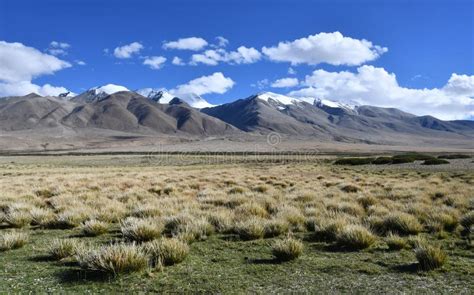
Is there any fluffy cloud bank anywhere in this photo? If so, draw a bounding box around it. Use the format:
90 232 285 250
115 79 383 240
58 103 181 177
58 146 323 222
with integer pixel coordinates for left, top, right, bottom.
271 77 299 88
0 41 72 97
163 37 208 51
171 72 235 96
0 41 71 82
0 81 70 97
288 66 474 120
113 42 143 58
143 56 167 69
190 46 261 65
262 32 387 66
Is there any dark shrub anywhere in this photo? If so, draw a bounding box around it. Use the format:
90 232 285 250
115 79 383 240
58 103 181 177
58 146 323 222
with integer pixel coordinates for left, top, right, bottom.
333 158 374 166
391 153 435 164
372 157 393 165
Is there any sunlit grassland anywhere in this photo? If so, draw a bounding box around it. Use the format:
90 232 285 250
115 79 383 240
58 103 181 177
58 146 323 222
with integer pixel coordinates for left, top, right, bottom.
0 155 473 293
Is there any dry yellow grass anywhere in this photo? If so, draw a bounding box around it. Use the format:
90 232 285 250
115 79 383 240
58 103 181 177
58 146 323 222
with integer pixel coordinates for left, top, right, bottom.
0 155 472 279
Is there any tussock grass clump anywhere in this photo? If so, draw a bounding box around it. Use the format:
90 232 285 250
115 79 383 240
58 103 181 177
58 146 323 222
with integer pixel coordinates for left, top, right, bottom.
121 217 163 242
431 213 458 232
252 184 270 193
207 212 233 233
330 202 364 217
35 189 57 198
166 215 213 242
4 210 32 228
234 217 265 240
0 231 28 251
336 225 376 250
175 219 214 243
228 186 245 194
315 217 350 241
340 184 360 193
131 204 162 218
272 237 303 261
264 219 290 238
235 202 268 218
81 220 109 237
357 195 377 209
48 238 85 260
29 207 55 226
145 238 189 267
415 242 447 271
373 212 422 236
460 211 474 229
77 243 149 275
276 206 306 230
385 233 409 250
46 210 89 229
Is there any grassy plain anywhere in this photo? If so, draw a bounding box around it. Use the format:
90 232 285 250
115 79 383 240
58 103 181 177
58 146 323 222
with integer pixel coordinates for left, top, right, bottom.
0 154 473 293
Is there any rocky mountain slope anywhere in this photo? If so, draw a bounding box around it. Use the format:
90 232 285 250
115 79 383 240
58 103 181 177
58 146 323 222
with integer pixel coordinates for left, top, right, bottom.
202 92 474 144
0 90 473 148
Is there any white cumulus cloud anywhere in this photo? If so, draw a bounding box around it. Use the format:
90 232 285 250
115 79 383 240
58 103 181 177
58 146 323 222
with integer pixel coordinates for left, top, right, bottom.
163 37 208 51
171 72 235 96
271 77 299 88
190 46 261 66
288 65 474 120
251 79 270 89
0 81 72 97
0 41 71 82
0 41 72 97
215 36 229 47
143 56 167 69
262 31 387 66
172 56 185 66
442 73 474 96
113 42 143 59
47 41 71 56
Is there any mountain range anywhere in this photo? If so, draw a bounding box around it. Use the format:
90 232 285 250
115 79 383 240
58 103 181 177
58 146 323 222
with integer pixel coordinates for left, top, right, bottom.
0 84 473 151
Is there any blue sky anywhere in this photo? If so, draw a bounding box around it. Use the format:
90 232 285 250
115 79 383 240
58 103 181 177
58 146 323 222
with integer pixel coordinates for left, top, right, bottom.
0 0 473 119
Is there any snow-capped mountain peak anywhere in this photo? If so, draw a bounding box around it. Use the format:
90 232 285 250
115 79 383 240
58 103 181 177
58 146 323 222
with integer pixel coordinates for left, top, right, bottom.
136 88 174 103
254 92 356 112
73 84 129 102
92 84 129 95
313 98 356 111
256 92 300 105
176 93 215 109
137 88 215 109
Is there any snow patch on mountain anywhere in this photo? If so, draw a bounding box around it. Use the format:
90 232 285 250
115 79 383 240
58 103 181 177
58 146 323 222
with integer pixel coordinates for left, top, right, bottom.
136 88 174 103
176 93 216 108
73 84 129 102
94 84 129 94
137 88 215 108
255 92 356 111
